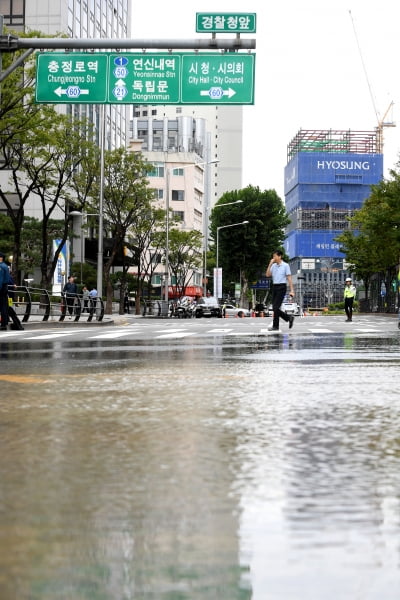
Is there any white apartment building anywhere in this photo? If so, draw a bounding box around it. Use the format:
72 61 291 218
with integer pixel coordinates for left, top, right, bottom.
133 104 243 206
129 115 213 295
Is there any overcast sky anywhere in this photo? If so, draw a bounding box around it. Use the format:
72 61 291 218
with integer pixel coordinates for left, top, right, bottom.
131 0 400 198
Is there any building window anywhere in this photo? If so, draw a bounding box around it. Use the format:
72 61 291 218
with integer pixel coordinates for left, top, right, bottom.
172 168 184 176
172 190 185 201
172 211 184 221
148 163 164 177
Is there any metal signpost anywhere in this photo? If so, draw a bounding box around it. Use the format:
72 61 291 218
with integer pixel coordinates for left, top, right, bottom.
196 13 257 33
35 52 255 105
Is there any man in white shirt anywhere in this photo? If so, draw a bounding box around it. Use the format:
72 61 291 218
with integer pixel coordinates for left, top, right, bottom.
266 250 295 331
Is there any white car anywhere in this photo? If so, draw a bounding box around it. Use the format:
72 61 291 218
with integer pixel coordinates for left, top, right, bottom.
223 304 251 318
267 302 301 316
281 301 301 316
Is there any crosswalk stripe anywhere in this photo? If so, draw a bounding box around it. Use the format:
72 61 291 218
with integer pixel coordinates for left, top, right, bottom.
91 331 139 339
156 332 196 338
25 332 76 340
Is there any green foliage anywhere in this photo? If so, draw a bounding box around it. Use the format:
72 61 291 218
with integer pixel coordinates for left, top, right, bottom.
336 165 400 277
0 215 14 257
70 262 97 291
168 228 203 296
209 185 289 298
88 148 156 312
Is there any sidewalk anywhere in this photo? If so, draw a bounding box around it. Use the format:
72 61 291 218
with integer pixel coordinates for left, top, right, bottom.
9 311 144 330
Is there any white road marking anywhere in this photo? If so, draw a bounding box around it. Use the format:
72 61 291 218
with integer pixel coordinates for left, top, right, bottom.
208 328 234 333
91 331 139 339
25 332 77 340
0 331 26 337
308 329 334 333
155 328 186 333
156 332 196 339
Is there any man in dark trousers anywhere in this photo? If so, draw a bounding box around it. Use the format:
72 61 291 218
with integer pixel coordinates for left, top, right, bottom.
266 250 295 331
63 275 78 318
0 252 10 330
7 265 24 330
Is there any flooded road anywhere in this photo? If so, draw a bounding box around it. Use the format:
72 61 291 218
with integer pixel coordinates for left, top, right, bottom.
0 329 400 599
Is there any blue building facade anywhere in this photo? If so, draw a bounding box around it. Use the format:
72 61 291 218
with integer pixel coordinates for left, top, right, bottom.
284 130 383 307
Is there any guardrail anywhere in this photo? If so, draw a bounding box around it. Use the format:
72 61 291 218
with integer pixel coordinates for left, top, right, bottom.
142 300 169 318
9 286 104 323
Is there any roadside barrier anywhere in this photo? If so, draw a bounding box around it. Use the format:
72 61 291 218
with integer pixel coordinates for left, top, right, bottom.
8 286 104 323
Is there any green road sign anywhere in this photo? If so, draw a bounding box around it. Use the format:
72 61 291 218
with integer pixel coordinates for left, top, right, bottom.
36 52 255 105
108 53 181 104
35 53 109 103
196 13 256 33
181 54 255 104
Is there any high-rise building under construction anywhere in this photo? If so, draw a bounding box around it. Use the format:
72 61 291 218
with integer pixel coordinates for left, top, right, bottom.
284 129 383 307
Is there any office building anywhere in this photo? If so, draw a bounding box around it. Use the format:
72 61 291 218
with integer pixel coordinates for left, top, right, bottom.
284 129 383 307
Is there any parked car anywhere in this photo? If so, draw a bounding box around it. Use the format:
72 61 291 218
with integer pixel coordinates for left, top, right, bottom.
193 297 222 318
267 301 301 316
223 303 251 318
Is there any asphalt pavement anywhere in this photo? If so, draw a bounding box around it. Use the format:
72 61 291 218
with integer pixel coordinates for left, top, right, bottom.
10 311 398 336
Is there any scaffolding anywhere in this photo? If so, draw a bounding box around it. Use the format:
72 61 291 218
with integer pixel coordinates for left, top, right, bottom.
287 129 379 162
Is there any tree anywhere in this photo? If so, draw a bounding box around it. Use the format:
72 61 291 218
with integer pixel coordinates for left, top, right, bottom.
336 164 400 304
209 185 289 304
14 113 99 288
88 148 155 313
167 228 203 298
126 206 166 314
0 30 71 282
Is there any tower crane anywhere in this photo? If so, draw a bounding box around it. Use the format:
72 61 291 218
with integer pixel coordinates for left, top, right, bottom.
349 10 395 154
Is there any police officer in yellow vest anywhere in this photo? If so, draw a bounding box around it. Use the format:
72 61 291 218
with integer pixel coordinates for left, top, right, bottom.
344 277 356 322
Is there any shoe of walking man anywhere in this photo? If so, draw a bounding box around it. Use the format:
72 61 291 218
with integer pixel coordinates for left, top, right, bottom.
266 250 295 331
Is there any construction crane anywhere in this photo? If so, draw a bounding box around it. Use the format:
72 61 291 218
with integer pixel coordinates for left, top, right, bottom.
349 10 396 154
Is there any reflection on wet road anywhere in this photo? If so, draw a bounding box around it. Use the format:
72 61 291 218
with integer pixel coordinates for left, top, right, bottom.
0 326 399 599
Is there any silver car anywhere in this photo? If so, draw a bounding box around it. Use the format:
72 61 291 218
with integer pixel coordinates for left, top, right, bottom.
223 303 251 318
267 302 301 316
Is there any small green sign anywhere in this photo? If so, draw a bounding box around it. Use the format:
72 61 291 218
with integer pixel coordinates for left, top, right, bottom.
181 54 255 104
196 13 256 33
35 53 109 103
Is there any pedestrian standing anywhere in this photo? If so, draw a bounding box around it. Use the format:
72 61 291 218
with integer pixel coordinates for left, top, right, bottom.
63 275 78 318
0 252 10 330
89 287 98 310
266 250 295 331
344 277 356 322
82 285 90 312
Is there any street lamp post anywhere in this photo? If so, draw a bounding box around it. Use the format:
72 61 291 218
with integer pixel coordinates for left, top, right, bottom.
203 199 243 297
216 220 249 300
164 158 219 304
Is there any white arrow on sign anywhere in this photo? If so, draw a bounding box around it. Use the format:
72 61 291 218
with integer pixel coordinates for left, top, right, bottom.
54 86 90 97
200 87 236 99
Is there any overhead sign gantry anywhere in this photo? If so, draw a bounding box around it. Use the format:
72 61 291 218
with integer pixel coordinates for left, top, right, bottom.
35 51 255 105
